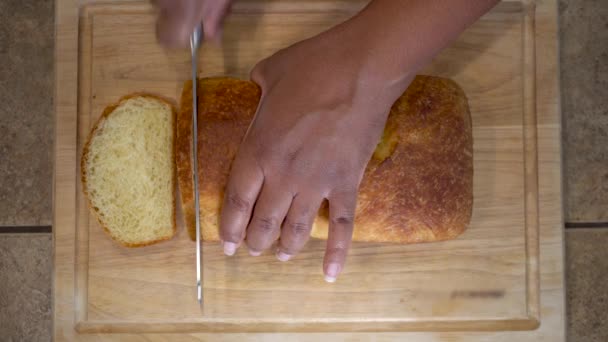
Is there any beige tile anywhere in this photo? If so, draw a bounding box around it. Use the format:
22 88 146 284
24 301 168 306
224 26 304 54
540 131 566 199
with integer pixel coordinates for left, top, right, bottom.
560 0 608 222
0 0 54 226
566 229 608 342
0 234 52 341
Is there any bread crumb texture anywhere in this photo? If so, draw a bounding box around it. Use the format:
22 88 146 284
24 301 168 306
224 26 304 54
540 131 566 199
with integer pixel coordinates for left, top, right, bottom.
83 96 175 247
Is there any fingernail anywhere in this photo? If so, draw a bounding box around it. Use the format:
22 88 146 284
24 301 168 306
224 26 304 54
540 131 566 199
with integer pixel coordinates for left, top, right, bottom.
324 275 336 283
223 242 237 256
324 263 341 283
249 249 262 257
276 250 291 262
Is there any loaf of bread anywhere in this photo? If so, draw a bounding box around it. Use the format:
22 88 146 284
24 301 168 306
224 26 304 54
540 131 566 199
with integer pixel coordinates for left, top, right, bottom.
177 76 473 243
81 94 177 247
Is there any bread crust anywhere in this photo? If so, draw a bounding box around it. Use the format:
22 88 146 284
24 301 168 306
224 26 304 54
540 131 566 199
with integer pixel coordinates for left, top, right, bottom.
177 76 473 243
176 78 261 241
81 93 178 248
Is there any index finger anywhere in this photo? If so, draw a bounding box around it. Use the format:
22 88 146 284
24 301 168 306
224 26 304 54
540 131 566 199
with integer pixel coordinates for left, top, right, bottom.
219 153 263 255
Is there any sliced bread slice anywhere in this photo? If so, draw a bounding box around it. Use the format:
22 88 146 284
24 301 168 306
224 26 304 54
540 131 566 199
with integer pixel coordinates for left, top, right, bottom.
81 94 176 247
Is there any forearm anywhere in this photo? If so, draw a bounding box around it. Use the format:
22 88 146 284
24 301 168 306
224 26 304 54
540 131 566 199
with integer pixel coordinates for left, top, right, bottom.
342 0 500 87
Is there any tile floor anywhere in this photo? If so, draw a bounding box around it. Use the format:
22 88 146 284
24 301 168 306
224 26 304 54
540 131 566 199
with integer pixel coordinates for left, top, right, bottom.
0 0 607 341
0 0 54 227
560 0 608 223
0 235 52 342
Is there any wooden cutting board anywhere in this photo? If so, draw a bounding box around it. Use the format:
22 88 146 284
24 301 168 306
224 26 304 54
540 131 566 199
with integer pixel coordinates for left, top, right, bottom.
53 0 564 340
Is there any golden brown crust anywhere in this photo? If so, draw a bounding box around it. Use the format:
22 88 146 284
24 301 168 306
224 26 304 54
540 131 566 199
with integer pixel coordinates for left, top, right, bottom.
176 78 261 241
81 93 178 248
176 81 196 240
177 76 473 243
312 77 473 242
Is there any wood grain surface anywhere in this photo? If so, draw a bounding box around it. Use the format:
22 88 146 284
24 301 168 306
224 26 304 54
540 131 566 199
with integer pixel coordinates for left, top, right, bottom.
53 0 564 340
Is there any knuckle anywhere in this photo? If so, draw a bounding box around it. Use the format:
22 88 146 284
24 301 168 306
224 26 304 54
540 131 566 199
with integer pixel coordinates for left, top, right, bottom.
250 61 267 85
253 216 279 233
326 245 349 257
220 231 242 243
331 213 355 227
285 146 301 164
286 220 311 236
225 191 251 213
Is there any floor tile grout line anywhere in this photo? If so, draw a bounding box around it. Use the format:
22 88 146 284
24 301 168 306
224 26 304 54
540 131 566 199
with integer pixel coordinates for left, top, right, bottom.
565 222 608 229
0 226 53 234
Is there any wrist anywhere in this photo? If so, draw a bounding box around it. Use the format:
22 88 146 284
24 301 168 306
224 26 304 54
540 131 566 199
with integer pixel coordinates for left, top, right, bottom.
322 13 414 100
331 0 500 90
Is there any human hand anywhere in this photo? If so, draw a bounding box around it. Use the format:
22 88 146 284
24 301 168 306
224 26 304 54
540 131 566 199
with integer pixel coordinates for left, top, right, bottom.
157 0 497 282
155 0 232 48
218 22 413 282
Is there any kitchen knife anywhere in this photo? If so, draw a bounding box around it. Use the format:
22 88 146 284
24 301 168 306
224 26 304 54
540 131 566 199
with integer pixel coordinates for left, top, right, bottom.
190 24 203 304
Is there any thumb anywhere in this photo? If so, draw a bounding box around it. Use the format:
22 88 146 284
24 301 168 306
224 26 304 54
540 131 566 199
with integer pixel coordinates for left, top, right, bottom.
155 0 232 48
